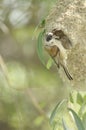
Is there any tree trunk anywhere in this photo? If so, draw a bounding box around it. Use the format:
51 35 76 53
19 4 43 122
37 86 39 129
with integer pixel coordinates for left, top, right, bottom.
45 0 86 90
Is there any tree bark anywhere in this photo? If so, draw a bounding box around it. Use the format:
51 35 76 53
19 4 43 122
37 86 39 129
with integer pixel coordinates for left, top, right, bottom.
45 0 86 90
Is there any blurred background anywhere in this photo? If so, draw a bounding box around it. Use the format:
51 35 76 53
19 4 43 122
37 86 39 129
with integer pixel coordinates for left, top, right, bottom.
0 0 69 130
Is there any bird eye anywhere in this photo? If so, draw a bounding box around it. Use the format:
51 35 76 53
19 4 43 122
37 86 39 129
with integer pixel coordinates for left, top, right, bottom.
46 35 52 42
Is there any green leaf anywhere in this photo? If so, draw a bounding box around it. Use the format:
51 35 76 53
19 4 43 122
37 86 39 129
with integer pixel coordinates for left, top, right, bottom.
82 113 86 130
50 99 67 125
40 19 46 28
46 58 53 69
77 93 83 105
52 121 57 130
69 93 74 103
32 19 45 39
37 30 45 66
83 95 86 103
68 108 85 130
62 118 69 130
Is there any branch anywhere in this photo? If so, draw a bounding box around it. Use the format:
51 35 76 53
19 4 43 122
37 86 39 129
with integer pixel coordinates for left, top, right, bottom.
26 88 48 120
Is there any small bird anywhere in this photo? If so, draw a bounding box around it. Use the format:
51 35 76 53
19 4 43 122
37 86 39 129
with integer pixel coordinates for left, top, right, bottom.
44 29 73 80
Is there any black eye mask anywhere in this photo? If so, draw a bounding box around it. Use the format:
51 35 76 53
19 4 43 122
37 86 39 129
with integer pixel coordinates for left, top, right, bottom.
46 34 52 42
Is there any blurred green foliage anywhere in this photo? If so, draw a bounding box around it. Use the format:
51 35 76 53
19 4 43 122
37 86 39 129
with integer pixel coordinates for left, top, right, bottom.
49 92 86 130
0 0 65 130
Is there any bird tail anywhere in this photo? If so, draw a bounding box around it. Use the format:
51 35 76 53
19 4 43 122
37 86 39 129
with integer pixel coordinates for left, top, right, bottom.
52 56 73 80
61 64 73 80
